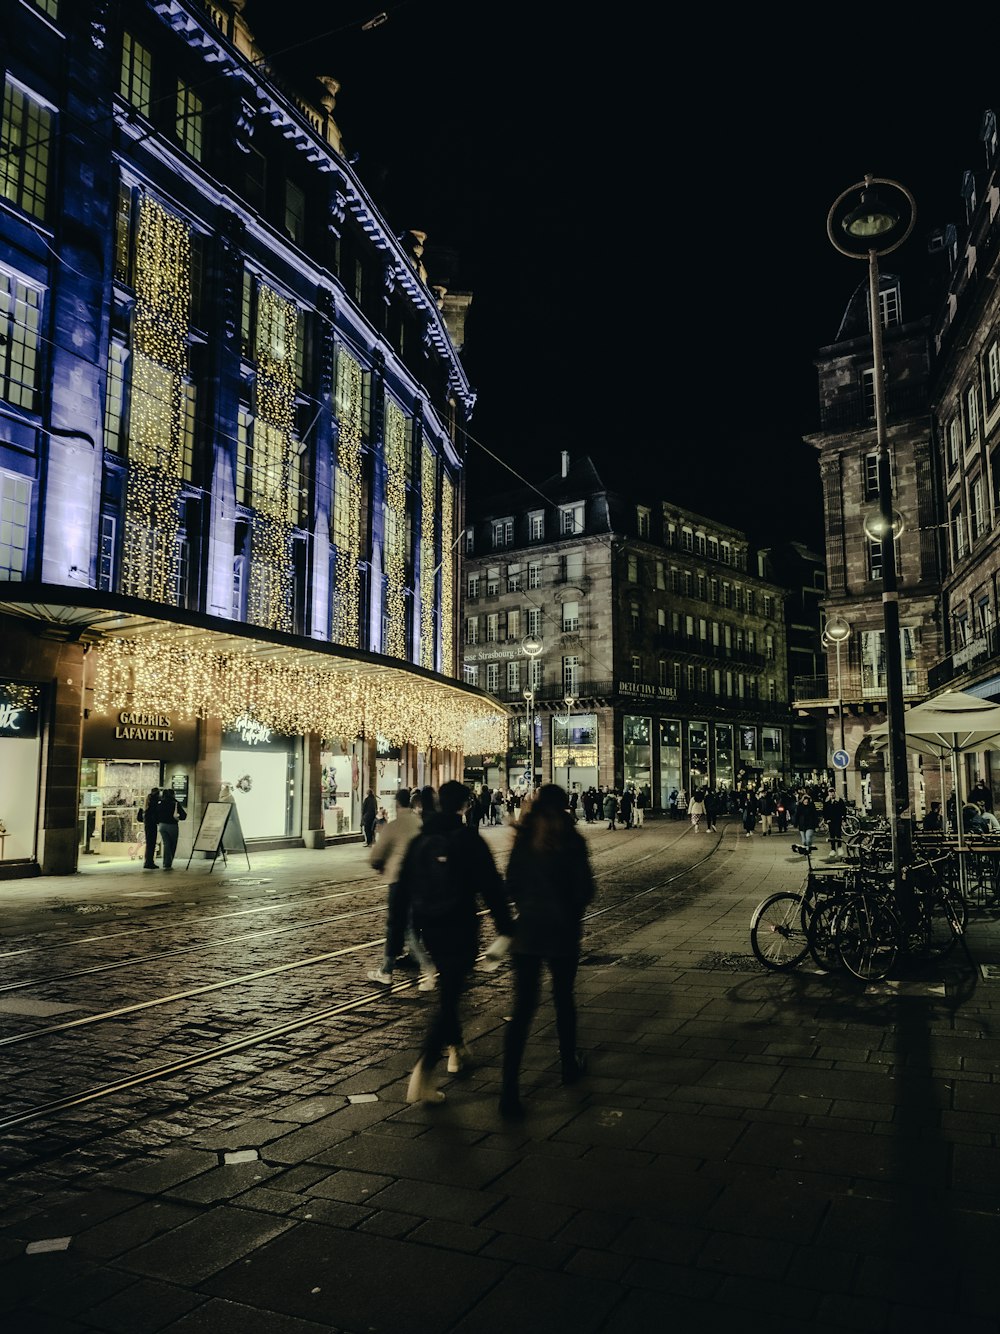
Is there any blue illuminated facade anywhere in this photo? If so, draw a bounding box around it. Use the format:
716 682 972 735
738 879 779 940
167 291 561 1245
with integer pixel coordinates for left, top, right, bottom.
0 0 498 875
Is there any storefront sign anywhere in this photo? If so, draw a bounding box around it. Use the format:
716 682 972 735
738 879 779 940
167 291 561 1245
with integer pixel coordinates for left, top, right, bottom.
114 711 174 741
617 682 677 699
0 683 41 738
84 709 199 762
231 714 272 746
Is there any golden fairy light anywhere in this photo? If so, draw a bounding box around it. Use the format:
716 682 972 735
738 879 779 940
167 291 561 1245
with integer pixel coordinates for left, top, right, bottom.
331 350 364 647
440 475 455 671
91 637 506 753
420 443 436 669
383 397 407 659
122 193 190 602
247 282 297 633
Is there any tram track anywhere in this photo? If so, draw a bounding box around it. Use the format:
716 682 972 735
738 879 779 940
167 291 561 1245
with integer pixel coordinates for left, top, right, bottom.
0 826 725 1134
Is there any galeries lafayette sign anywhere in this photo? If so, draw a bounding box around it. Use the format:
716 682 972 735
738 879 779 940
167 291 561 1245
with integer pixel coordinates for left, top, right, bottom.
115 711 175 741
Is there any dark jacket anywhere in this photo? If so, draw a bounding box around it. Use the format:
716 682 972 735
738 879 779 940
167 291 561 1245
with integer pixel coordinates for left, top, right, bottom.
140 794 161 831
399 811 512 966
154 791 182 825
506 826 595 957
795 799 820 831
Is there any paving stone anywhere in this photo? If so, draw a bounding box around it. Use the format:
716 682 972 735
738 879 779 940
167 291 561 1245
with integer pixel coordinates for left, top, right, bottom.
290 1198 374 1227
164 1160 281 1204
406 1217 493 1252
305 1168 394 1203
368 1178 500 1225
72 1199 200 1260
78 1276 205 1332
162 1297 333 1333
118 1206 295 1284
310 1131 520 1188
201 1220 506 1331
97 1150 218 1195
448 1263 621 1334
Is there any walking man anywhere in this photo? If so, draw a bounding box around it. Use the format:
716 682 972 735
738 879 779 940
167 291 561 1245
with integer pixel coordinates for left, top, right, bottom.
367 788 436 991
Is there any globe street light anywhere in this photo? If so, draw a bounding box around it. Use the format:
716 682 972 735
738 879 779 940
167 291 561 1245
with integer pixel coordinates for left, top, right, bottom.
828 174 916 894
823 615 851 801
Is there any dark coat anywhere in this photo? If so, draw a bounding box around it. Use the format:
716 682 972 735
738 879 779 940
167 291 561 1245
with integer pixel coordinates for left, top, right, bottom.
154 791 181 825
506 826 595 957
795 799 820 831
399 811 512 968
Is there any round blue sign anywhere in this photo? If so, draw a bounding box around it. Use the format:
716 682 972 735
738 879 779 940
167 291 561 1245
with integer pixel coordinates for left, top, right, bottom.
832 749 850 769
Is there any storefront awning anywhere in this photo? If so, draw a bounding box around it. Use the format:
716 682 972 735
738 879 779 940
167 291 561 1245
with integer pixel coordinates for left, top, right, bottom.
0 584 506 753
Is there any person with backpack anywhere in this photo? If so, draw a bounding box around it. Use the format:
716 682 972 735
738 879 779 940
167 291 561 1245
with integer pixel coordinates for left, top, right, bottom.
367 788 435 991
499 784 596 1120
400 780 514 1104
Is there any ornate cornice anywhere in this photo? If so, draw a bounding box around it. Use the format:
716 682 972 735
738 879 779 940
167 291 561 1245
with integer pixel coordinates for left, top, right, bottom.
148 0 473 413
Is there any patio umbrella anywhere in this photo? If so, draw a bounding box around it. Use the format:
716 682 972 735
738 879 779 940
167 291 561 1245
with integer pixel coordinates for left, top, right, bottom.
869 688 1000 846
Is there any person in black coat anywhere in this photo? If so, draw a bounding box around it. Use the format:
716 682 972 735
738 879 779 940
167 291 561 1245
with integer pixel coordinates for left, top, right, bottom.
499 784 596 1119
361 789 377 846
401 780 513 1104
139 786 160 869
154 788 184 869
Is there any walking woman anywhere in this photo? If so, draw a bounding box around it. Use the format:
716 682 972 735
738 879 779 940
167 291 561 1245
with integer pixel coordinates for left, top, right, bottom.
139 786 160 869
500 784 596 1120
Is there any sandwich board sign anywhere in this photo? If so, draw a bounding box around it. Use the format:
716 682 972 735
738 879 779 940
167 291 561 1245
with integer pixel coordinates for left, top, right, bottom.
187 801 251 871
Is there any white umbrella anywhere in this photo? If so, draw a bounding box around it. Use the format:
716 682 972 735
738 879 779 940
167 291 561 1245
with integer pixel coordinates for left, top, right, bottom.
869 688 1000 846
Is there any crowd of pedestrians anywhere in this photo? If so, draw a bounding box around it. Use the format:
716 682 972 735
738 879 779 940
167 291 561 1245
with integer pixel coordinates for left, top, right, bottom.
366 770 998 1117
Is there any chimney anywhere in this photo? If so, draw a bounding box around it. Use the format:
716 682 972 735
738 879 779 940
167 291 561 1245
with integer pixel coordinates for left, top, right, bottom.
561 450 570 478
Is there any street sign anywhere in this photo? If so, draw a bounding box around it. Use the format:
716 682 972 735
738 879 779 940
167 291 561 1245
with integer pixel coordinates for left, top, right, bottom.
832 749 850 769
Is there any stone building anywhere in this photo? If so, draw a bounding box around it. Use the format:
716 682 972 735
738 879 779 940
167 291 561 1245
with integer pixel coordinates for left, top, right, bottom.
0 0 502 876
462 454 792 806
798 112 1000 810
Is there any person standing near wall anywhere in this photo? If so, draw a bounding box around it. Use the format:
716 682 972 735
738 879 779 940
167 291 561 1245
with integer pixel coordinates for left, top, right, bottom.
154 787 185 870
139 787 160 869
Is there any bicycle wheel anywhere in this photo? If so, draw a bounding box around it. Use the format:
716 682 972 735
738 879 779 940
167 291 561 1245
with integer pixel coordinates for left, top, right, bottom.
750 892 810 970
835 896 900 982
910 887 967 962
807 895 847 971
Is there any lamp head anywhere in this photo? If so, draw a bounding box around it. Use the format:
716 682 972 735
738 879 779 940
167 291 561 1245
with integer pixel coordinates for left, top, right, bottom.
842 187 901 239
824 615 851 643
863 507 905 543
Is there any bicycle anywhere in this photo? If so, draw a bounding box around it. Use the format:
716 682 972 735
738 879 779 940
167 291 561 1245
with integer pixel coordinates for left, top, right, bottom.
749 846 852 971
833 852 967 982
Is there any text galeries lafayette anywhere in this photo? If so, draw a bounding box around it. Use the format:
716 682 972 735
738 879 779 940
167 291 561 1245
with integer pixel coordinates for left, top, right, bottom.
115 711 174 741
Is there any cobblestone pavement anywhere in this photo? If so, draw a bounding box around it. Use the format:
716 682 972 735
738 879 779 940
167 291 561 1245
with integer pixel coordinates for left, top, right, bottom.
1 820 999 1333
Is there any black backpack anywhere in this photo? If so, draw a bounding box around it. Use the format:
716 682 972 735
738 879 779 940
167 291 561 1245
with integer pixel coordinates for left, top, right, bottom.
407 830 464 923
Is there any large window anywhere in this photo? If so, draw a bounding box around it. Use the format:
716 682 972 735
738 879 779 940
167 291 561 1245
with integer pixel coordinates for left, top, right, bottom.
562 600 579 632
176 80 203 161
0 471 30 579
0 269 42 410
1 80 53 221
120 33 153 116
562 655 580 695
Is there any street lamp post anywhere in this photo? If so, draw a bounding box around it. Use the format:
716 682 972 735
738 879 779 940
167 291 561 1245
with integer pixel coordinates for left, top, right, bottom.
521 635 543 791
828 175 916 892
563 694 576 790
824 615 851 801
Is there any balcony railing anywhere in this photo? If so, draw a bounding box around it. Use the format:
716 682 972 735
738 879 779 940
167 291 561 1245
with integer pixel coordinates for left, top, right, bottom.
818 382 928 433
793 669 928 707
927 631 998 692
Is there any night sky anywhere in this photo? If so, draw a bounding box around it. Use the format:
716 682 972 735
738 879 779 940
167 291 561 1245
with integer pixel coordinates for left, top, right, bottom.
244 1 998 552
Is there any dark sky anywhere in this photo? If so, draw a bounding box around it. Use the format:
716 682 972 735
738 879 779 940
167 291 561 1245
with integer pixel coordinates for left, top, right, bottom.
245 1 997 551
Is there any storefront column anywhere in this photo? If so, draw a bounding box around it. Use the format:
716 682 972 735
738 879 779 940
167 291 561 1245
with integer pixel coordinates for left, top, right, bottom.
194 715 222 831
40 642 87 875
304 733 325 848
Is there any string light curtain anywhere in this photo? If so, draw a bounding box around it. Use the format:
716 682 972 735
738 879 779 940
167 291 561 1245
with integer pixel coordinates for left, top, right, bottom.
419 442 437 670
382 397 407 659
331 350 364 647
91 637 506 753
440 474 455 672
247 282 297 633
122 194 190 602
